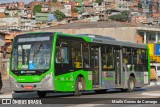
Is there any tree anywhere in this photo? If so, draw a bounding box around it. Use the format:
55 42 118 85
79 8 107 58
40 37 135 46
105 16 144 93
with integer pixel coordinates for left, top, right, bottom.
54 10 65 21
73 8 79 13
109 11 130 22
138 3 142 9
95 0 103 5
34 5 42 13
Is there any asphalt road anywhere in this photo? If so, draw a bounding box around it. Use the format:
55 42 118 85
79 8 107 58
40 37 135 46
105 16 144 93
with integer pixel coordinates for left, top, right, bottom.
1 80 160 107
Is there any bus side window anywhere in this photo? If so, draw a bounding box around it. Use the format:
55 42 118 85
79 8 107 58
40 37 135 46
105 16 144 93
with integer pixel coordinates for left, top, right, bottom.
56 43 69 64
71 42 82 69
83 43 90 69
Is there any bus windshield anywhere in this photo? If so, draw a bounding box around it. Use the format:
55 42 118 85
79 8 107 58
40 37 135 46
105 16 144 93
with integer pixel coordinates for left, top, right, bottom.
11 33 53 72
11 42 52 71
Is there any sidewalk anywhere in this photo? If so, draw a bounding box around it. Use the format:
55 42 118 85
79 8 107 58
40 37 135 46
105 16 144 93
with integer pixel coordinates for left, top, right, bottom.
142 91 160 97
0 79 12 98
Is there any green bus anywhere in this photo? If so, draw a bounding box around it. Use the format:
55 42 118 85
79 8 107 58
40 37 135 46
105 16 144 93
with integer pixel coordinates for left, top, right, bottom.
9 32 150 97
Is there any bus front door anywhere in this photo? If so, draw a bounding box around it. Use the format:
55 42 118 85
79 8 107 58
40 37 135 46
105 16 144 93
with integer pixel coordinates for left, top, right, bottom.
114 48 122 87
91 47 101 88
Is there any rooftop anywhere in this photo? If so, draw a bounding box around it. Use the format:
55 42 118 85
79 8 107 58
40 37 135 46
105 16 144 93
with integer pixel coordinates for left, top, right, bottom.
47 21 150 29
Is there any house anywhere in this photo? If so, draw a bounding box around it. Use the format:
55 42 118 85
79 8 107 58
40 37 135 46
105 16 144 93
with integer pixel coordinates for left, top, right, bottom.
62 3 72 17
74 0 84 13
104 0 115 9
114 0 131 11
0 17 20 27
93 3 105 13
0 6 6 13
5 10 19 17
35 13 57 25
0 13 5 18
41 4 49 12
17 2 25 10
151 13 160 25
131 15 147 23
7 2 18 10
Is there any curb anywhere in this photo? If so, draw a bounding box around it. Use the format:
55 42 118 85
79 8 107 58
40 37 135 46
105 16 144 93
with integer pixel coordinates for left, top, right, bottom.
0 93 12 98
147 81 160 86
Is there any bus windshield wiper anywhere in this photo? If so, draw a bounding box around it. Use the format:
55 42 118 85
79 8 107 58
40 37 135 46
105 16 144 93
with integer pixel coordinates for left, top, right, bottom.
33 43 43 57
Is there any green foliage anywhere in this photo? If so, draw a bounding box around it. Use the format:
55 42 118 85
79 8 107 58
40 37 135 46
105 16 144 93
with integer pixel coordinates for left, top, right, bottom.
138 3 142 9
109 11 130 22
95 0 103 5
73 8 79 13
54 10 66 21
34 5 42 13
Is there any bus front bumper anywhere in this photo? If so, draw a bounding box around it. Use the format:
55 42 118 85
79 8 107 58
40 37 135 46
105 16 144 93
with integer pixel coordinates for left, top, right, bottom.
9 73 54 91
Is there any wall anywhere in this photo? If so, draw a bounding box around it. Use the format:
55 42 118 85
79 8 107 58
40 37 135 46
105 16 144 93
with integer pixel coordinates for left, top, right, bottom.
35 27 137 43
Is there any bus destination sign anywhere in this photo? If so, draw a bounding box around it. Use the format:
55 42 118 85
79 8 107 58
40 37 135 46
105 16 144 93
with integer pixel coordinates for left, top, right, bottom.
18 37 50 43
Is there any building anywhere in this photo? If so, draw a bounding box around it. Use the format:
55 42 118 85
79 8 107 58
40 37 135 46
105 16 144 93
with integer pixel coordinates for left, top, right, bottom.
131 15 147 23
0 6 6 13
7 2 18 10
5 9 19 17
41 4 49 12
114 0 131 11
93 3 105 12
35 13 57 26
0 17 20 27
104 0 115 9
17 2 25 10
0 13 5 18
74 0 84 13
32 21 160 65
62 3 72 17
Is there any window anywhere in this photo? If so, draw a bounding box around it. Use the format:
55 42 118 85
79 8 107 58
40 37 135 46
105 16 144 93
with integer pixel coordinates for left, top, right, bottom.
132 48 137 71
83 43 90 69
138 32 144 44
102 46 114 71
158 33 160 42
123 48 132 71
55 42 69 64
133 48 148 71
141 49 148 71
71 42 82 69
146 32 156 43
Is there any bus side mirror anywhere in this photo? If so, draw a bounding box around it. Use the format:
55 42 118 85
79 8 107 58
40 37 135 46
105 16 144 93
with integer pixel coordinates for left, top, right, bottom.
60 48 65 59
59 42 67 63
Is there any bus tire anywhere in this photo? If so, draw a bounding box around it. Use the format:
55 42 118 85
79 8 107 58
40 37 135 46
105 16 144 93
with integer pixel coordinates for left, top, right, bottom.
37 91 47 98
74 77 84 96
128 76 135 92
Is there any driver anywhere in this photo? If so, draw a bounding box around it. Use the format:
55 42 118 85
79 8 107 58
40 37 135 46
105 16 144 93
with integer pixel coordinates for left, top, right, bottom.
37 58 46 69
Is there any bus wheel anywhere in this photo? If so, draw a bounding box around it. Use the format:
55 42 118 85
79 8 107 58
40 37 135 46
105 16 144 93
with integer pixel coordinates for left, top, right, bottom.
128 76 135 92
37 91 47 98
74 77 84 96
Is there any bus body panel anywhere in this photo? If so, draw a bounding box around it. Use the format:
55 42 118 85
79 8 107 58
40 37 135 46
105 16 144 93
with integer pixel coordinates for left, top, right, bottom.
54 70 93 92
10 72 54 91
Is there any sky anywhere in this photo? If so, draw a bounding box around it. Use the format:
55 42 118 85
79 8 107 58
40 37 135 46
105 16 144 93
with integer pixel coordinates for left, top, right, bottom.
0 0 34 4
